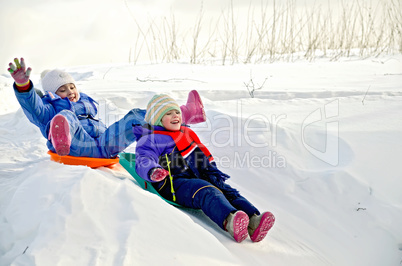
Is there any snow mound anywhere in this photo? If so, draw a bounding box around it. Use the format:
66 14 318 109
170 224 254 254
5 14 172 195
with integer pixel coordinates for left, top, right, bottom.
1 56 402 265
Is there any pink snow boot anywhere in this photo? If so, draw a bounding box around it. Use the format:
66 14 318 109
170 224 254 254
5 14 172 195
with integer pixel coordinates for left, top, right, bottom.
248 212 275 242
180 90 206 124
48 114 71 156
224 211 249 243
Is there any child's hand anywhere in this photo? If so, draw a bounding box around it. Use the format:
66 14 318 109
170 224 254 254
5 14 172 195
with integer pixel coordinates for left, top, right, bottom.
8 58 32 87
150 168 169 182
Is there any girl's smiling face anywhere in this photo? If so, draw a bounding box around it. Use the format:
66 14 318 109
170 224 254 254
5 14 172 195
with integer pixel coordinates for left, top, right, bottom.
55 83 80 102
161 109 182 131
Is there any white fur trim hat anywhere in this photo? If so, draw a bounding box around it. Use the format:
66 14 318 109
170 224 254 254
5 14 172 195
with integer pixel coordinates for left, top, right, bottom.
41 69 75 94
145 94 180 127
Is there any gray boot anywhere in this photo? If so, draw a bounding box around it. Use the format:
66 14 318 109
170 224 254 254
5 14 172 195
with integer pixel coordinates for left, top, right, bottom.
248 212 275 242
224 211 249 243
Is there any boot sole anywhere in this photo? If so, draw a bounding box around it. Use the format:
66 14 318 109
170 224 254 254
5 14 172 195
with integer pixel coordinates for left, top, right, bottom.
49 114 71 156
232 211 249 243
250 212 275 242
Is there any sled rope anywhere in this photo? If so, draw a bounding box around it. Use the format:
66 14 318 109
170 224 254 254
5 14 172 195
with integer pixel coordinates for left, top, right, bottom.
165 154 176 202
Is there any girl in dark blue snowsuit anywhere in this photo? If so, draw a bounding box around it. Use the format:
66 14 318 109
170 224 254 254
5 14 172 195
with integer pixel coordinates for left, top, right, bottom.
134 94 275 243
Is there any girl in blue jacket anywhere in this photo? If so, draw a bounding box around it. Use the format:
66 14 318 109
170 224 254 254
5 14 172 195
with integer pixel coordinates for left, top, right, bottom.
8 58 205 158
134 94 275 243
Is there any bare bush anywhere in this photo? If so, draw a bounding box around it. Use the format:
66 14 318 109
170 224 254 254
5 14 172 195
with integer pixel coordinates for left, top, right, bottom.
125 0 402 65
244 70 268 98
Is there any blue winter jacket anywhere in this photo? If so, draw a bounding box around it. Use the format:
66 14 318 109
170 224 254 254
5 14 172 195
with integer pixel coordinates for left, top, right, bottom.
14 82 105 140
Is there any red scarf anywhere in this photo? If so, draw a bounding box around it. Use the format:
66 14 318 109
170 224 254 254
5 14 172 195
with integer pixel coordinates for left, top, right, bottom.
154 126 214 162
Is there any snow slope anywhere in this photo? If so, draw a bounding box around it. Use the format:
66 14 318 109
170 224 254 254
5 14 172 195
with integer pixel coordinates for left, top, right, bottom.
0 56 402 265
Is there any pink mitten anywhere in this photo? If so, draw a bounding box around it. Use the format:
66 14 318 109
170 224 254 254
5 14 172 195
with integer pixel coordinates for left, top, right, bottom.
150 168 169 182
8 58 32 87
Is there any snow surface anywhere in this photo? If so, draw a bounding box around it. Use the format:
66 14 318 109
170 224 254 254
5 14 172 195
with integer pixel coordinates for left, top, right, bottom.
0 56 402 265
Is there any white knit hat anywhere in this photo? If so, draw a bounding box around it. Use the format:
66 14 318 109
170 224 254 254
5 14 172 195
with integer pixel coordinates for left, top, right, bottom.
41 69 76 94
145 94 181 127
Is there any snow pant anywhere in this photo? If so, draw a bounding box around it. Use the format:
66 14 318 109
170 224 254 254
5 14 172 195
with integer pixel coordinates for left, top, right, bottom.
47 108 146 158
153 177 260 229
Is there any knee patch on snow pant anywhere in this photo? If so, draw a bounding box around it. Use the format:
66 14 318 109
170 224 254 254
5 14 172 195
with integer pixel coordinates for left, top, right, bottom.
192 185 222 199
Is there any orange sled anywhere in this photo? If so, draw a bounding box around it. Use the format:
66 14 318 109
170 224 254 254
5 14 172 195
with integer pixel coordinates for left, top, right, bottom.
47 151 119 169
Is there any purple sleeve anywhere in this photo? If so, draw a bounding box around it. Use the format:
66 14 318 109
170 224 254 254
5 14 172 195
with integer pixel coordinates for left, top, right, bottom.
135 135 162 182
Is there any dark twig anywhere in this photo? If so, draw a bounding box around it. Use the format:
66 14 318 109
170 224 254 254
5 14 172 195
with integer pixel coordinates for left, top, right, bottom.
244 70 268 98
362 85 371 105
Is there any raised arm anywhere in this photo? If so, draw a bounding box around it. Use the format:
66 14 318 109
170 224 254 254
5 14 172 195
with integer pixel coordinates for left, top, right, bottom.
8 58 57 134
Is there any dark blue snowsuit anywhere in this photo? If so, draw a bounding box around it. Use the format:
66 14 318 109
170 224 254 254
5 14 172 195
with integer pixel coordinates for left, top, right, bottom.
133 124 260 229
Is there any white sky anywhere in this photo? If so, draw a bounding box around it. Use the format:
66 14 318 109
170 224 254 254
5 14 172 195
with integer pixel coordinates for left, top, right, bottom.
0 0 380 75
